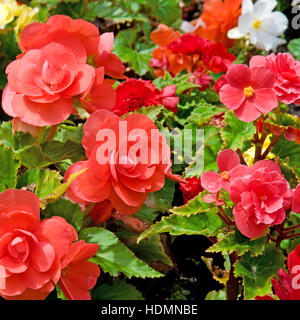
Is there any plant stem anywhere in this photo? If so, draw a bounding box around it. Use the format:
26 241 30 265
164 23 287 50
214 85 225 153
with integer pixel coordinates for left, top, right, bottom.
283 223 300 234
226 252 239 300
260 133 283 160
218 207 234 226
284 232 300 240
236 148 247 165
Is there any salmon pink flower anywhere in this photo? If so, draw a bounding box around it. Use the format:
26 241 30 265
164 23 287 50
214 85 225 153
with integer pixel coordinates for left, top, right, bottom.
250 53 300 105
201 149 242 193
59 240 100 300
220 64 278 122
65 110 178 215
229 160 292 238
0 189 77 300
3 42 95 126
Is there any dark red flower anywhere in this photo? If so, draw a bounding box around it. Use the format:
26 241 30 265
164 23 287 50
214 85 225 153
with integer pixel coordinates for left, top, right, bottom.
180 177 203 203
213 74 227 93
167 34 208 56
112 79 178 116
202 42 236 73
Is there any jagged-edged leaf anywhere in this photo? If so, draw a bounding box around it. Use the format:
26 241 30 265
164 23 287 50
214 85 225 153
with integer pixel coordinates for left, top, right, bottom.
266 112 300 130
0 145 20 191
272 135 300 177
288 38 300 60
91 280 144 300
43 198 84 232
148 0 181 26
17 168 62 201
234 244 285 299
205 289 226 300
16 140 85 168
53 123 84 144
125 234 173 267
138 207 225 243
170 193 210 217
207 229 266 257
132 106 164 121
80 227 162 279
187 105 227 127
221 111 256 152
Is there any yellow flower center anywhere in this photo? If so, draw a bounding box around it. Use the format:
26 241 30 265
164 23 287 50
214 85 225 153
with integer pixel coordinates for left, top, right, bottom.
221 171 229 180
253 20 261 29
243 86 254 98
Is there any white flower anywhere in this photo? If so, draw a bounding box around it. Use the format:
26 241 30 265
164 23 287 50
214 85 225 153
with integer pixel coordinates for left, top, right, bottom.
180 18 206 33
227 0 288 51
292 0 300 6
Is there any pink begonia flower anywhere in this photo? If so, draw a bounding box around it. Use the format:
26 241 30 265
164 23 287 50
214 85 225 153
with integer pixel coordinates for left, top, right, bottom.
229 160 292 238
200 149 242 193
219 64 278 122
250 53 300 105
292 184 300 213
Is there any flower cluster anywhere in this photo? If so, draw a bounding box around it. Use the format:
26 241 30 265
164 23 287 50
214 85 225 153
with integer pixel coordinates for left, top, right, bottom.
219 52 300 123
2 15 125 127
201 149 292 238
0 189 100 300
150 27 235 89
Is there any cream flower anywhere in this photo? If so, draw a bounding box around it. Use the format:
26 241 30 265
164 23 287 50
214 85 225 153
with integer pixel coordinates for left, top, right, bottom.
228 0 288 51
0 2 14 29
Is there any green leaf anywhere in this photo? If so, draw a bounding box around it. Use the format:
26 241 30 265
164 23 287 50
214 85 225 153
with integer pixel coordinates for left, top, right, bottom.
17 168 62 201
0 145 20 191
91 280 144 300
187 105 227 127
205 289 226 300
43 198 84 232
221 111 256 152
272 135 300 177
53 124 84 144
125 234 173 267
184 126 222 177
138 207 225 242
207 229 266 257
80 227 162 278
131 106 163 121
17 140 85 168
148 0 181 26
234 244 285 299
0 30 21 60
288 38 300 61
170 193 210 217
0 122 16 149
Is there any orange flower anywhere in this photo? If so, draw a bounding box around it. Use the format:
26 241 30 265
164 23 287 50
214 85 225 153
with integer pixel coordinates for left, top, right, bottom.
150 24 191 76
192 0 242 48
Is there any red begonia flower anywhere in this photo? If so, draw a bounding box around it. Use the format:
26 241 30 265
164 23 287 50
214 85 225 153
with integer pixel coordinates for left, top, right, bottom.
189 67 212 92
213 74 227 93
292 184 300 213
59 240 100 300
219 64 278 122
180 177 203 203
167 34 208 55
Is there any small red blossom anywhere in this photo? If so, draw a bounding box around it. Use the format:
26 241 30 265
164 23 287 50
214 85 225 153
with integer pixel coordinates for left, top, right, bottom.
213 74 227 93
189 67 212 92
202 42 236 73
112 79 178 116
179 177 203 203
167 34 208 56
220 64 278 123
